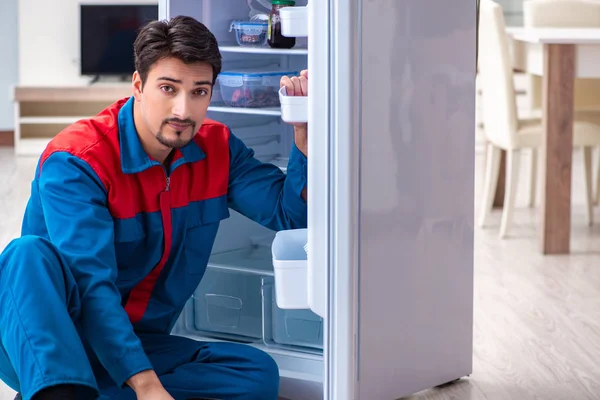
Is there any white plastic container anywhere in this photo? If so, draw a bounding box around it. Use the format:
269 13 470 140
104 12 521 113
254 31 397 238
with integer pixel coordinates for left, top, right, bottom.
209 76 226 107
219 69 298 108
279 86 308 123
279 6 308 37
272 228 309 309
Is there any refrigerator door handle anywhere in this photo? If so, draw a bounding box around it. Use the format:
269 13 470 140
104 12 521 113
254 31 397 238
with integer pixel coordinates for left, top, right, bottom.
307 0 330 319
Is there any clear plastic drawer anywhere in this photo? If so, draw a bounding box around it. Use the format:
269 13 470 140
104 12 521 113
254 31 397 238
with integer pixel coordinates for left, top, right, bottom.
262 277 323 352
192 264 268 342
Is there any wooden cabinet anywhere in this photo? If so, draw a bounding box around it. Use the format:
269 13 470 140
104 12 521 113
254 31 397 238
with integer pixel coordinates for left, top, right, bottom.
12 85 131 156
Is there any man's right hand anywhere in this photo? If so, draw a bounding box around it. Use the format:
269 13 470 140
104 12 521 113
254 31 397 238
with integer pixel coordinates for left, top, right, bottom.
127 370 174 400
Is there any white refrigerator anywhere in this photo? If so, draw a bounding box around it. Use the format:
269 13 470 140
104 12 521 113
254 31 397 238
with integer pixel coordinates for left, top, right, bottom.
159 0 477 399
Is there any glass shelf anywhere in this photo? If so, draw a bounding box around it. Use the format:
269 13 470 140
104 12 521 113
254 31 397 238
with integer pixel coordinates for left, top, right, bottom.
208 105 281 116
219 45 308 55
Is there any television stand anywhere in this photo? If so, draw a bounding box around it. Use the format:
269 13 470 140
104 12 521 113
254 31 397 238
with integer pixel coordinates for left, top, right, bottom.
12 84 132 156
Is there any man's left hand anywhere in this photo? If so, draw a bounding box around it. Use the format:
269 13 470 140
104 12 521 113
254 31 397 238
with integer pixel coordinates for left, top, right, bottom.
280 70 308 156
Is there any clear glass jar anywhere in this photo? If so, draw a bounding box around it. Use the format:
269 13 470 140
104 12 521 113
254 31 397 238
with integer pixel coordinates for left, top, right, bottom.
267 0 296 49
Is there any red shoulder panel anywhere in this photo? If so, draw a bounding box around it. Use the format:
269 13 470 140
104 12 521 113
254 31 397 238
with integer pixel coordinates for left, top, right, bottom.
38 104 231 220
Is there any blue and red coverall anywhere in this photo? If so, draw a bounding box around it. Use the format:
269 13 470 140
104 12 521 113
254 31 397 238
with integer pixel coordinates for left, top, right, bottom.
0 96 307 400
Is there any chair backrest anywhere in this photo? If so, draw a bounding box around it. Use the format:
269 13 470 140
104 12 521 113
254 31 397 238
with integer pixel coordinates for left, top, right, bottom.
478 0 519 146
524 0 600 109
524 0 600 27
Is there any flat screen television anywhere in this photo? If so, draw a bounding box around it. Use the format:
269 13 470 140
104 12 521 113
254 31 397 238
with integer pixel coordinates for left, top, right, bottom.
80 4 158 77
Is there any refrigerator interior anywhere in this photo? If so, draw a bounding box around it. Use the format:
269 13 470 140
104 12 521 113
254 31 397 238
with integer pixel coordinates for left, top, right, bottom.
167 0 324 394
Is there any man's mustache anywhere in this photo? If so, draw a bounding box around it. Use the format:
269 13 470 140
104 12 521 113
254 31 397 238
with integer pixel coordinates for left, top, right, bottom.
163 118 195 126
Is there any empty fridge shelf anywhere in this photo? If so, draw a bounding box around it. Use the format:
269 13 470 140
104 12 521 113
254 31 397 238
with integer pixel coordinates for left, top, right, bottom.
208 245 274 274
207 105 282 116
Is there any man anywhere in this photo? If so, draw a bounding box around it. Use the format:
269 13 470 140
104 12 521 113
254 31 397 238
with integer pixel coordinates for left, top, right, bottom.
0 16 308 400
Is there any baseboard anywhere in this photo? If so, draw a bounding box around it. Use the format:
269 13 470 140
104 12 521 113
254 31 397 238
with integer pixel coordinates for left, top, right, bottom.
0 131 14 147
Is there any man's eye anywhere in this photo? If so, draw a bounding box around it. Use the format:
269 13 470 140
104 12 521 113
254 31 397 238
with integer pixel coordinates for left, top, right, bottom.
161 86 174 93
194 89 209 96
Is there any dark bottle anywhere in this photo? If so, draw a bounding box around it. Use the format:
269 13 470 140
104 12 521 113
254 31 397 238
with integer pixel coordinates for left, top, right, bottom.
267 0 296 49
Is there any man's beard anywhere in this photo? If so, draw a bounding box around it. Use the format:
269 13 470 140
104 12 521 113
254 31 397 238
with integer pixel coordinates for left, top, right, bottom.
156 118 196 149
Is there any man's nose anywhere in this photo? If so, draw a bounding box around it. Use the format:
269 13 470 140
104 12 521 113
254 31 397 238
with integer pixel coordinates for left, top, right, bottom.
172 94 190 119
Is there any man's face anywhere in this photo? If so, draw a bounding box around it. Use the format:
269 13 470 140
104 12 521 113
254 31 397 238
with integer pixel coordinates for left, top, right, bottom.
132 57 214 150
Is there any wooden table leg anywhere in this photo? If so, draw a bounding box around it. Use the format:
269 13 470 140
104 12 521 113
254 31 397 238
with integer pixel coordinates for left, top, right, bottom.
541 43 575 254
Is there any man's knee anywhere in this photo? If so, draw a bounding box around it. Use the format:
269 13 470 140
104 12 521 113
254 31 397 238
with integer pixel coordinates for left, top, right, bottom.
0 235 64 275
0 235 74 302
246 348 280 400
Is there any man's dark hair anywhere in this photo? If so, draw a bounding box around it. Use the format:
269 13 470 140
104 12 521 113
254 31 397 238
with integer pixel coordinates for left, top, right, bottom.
133 16 222 87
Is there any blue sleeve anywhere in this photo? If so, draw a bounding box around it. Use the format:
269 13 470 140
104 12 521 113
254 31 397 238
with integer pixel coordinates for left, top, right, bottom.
38 152 153 387
227 131 307 230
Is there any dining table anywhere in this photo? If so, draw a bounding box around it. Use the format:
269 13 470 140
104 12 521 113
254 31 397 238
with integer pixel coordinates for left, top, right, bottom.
501 27 600 254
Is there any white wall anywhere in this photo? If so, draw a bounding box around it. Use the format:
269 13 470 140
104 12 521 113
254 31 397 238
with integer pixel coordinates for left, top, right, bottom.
0 0 18 130
19 0 158 86
495 0 525 26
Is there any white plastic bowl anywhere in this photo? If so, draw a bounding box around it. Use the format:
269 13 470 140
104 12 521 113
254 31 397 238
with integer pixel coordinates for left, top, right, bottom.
279 86 308 123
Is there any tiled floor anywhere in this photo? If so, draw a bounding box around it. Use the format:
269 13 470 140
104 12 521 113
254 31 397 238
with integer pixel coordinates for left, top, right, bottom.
1 146 600 399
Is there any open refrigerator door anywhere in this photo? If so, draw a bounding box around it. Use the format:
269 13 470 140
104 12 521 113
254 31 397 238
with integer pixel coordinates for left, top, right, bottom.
276 0 329 320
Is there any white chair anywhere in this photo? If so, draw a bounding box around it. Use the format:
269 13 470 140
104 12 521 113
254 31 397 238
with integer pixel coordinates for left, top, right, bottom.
524 0 600 28
477 0 600 238
522 0 600 207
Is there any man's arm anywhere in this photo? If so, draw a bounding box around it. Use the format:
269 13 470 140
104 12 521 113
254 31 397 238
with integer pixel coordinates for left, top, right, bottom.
227 71 309 230
227 130 308 231
38 152 155 390
293 125 308 203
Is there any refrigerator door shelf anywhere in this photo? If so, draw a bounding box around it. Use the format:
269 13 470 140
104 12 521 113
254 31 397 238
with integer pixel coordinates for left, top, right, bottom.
271 228 310 309
273 260 308 309
279 86 308 124
280 6 308 37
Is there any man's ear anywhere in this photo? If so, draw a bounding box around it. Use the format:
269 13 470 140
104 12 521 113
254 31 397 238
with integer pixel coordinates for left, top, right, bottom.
132 71 143 101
